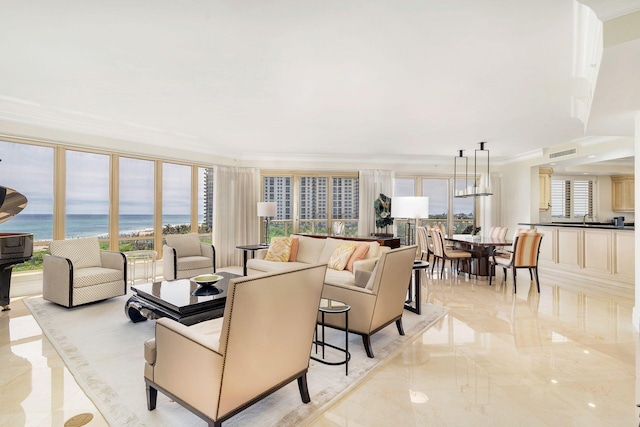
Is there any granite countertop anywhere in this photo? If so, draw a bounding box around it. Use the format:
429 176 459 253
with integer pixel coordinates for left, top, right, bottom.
519 222 635 231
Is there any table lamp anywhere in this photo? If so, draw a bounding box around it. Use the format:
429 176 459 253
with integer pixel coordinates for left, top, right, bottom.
391 197 429 246
257 202 277 244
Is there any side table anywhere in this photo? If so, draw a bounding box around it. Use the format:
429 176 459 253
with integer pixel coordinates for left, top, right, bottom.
405 260 429 315
312 298 351 376
236 244 269 276
124 250 157 286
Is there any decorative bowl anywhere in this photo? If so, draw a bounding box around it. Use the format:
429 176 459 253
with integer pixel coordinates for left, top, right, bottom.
191 274 223 287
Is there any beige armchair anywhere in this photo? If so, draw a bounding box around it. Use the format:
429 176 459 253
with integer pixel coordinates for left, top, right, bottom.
320 245 417 358
43 237 126 308
162 233 216 280
144 263 326 426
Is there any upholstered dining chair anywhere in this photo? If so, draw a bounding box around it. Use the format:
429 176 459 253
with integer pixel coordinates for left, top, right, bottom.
488 226 509 240
43 237 126 307
489 232 544 293
320 245 417 358
429 228 471 279
143 264 326 427
416 226 430 261
163 233 216 280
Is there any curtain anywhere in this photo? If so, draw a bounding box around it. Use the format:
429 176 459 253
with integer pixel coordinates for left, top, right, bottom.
358 170 394 236
213 166 260 268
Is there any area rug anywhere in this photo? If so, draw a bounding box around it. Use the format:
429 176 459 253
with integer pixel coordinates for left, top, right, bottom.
24 294 449 426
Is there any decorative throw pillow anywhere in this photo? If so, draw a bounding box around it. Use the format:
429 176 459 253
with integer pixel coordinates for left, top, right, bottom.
345 243 370 272
265 237 293 262
327 243 356 271
289 237 299 262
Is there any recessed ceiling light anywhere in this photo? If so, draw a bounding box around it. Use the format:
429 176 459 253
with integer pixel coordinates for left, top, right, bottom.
550 162 556 165
588 155 596 158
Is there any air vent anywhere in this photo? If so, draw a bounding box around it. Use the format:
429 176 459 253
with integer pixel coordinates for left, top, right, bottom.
549 148 577 159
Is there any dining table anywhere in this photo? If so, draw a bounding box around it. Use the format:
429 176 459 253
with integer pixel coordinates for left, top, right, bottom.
446 234 513 279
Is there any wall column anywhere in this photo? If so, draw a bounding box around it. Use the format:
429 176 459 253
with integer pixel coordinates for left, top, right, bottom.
633 111 640 331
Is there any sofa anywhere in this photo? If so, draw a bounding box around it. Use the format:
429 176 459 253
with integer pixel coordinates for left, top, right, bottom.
246 235 391 286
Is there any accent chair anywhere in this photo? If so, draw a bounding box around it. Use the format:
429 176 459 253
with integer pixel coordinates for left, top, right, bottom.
162 233 216 280
319 245 417 358
43 237 126 308
143 264 327 427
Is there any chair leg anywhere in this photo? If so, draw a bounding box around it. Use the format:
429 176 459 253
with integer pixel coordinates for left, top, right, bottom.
297 372 311 403
512 267 517 293
489 264 493 286
362 335 375 358
533 267 540 293
395 318 405 336
146 384 158 411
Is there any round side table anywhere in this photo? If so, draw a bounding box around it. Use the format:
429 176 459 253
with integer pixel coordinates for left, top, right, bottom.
124 250 157 285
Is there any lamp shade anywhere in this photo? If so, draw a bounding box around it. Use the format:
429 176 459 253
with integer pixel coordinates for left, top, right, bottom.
257 202 277 217
391 197 429 219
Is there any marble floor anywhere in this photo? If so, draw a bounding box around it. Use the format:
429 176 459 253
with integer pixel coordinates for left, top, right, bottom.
1 268 638 426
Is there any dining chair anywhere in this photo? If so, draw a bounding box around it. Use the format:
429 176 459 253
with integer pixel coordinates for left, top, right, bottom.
489 232 544 293
488 226 508 240
429 228 471 279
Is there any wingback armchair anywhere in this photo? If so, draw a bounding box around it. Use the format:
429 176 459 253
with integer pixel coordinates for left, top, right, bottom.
320 245 417 358
43 237 126 308
163 233 216 280
143 263 326 426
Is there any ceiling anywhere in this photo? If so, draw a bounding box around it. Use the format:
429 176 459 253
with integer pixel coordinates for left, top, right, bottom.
0 1 639 164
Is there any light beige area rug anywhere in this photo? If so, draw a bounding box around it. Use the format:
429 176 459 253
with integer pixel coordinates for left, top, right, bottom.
24 293 448 426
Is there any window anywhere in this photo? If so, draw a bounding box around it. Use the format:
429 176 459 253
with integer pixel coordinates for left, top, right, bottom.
119 157 155 250
551 178 594 218
162 163 191 236
66 150 110 239
422 178 449 230
262 173 358 238
0 141 54 242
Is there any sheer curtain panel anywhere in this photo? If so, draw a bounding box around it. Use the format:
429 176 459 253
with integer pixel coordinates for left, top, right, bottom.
213 166 260 268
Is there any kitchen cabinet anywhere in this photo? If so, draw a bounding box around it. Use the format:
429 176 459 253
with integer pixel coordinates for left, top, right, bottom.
539 167 553 211
611 175 634 212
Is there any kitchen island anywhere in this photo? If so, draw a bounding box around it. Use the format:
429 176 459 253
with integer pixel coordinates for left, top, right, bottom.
519 222 634 296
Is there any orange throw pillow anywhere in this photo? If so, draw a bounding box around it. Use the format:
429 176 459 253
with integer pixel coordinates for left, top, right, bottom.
345 243 370 272
289 237 299 262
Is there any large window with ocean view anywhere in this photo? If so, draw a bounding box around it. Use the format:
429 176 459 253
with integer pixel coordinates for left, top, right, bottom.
66 150 110 239
119 157 155 250
162 163 191 236
0 141 54 271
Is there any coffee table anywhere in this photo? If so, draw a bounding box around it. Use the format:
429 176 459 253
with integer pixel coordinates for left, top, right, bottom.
125 272 240 326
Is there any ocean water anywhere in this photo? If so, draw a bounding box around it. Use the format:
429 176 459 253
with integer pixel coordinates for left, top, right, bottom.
0 214 196 241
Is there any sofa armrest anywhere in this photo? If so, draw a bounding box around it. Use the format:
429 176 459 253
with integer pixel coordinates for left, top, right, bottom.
100 251 126 271
353 258 377 275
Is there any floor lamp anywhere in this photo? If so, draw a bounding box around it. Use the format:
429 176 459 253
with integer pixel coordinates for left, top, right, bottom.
257 202 277 245
391 197 429 246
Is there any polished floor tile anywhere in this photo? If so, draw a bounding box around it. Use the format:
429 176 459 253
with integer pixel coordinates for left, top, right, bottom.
1 267 638 426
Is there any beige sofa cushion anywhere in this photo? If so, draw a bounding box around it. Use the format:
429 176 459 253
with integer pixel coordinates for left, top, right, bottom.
318 237 349 264
295 235 326 264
